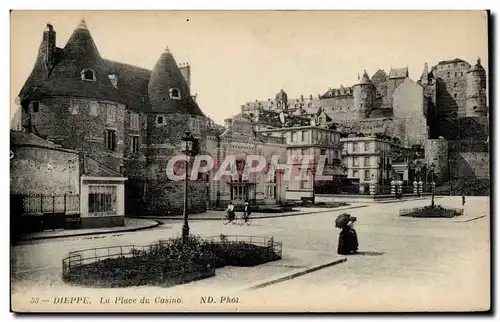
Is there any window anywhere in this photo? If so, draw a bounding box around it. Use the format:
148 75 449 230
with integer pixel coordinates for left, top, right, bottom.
89 101 99 116
131 136 140 154
364 157 370 166
353 142 359 152
105 129 116 151
106 104 116 122
130 113 140 130
69 100 79 115
454 83 457 88
353 157 359 167
454 94 458 98
455 72 458 77
365 170 371 181
447 72 450 77
300 177 309 189
320 149 326 155
88 185 117 216
108 74 118 88
156 115 165 125
302 130 308 142
32 101 39 113
364 142 369 151
353 170 359 178
291 132 297 142
81 68 96 81
461 72 464 76
302 148 308 157
169 88 181 100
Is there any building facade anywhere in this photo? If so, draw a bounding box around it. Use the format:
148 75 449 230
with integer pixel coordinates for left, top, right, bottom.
206 114 287 207
241 58 489 186
17 20 209 216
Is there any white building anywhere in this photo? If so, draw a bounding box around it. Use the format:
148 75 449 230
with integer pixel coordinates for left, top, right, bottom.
341 135 394 193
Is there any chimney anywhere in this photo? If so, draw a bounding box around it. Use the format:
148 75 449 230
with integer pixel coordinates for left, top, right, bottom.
43 23 56 71
179 62 191 89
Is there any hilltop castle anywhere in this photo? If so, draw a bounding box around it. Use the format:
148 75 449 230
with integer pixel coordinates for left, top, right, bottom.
241 59 489 184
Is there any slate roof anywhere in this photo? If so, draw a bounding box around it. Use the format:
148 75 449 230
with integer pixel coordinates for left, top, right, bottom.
19 21 204 116
10 130 71 150
388 67 409 79
437 58 468 66
355 70 374 86
258 109 311 128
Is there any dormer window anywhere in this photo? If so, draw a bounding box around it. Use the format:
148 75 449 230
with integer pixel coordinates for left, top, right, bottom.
169 88 181 100
81 68 96 82
108 74 118 88
156 115 165 125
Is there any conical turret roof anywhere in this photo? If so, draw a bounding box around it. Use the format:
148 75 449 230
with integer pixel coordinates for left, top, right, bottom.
148 47 204 116
63 19 101 62
468 57 486 73
355 70 373 86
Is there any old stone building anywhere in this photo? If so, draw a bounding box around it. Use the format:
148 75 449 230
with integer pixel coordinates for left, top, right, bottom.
206 114 287 207
17 20 210 216
10 130 127 233
241 57 489 187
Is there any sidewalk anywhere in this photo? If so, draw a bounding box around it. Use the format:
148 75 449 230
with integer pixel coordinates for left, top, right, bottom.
170 249 347 293
130 204 369 221
18 218 160 241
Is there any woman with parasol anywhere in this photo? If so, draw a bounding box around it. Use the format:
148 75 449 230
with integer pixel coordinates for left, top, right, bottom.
335 213 358 255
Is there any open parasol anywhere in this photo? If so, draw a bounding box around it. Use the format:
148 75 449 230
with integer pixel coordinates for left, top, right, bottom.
335 213 351 229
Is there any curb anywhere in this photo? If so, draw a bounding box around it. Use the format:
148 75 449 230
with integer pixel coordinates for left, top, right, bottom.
18 220 161 242
242 257 347 291
454 214 487 223
129 205 370 221
376 196 443 204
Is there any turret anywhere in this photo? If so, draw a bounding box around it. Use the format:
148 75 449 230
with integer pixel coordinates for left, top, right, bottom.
353 70 375 118
148 46 203 115
275 89 288 110
466 57 487 117
42 23 56 71
420 62 429 85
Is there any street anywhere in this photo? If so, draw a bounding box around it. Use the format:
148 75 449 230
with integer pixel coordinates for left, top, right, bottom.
11 196 490 312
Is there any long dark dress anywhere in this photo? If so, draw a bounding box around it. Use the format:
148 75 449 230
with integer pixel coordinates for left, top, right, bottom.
337 225 359 255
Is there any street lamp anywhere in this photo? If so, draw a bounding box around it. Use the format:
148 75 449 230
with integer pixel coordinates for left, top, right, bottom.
429 163 436 207
182 131 195 242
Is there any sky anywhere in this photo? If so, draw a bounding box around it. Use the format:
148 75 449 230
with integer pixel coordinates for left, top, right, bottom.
10 10 489 125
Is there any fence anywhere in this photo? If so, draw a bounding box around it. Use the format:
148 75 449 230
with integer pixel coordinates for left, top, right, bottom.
205 235 283 260
62 235 282 287
13 194 80 215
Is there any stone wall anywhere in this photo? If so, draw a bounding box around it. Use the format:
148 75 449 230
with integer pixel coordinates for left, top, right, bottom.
10 145 80 195
29 97 126 171
143 179 207 215
425 138 449 184
320 96 356 121
433 62 470 118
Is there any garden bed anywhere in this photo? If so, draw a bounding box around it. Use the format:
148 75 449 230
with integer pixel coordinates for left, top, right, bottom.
299 201 350 208
399 205 464 218
62 235 281 288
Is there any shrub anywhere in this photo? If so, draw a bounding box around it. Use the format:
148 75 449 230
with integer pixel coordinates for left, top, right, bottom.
400 205 464 218
64 235 281 288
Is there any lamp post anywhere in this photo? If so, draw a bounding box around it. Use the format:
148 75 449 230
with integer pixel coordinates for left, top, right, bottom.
182 131 195 242
448 157 452 196
429 163 436 207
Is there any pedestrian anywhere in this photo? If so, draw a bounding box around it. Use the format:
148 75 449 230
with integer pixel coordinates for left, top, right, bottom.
462 195 466 207
337 216 358 255
226 202 235 222
243 200 251 223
